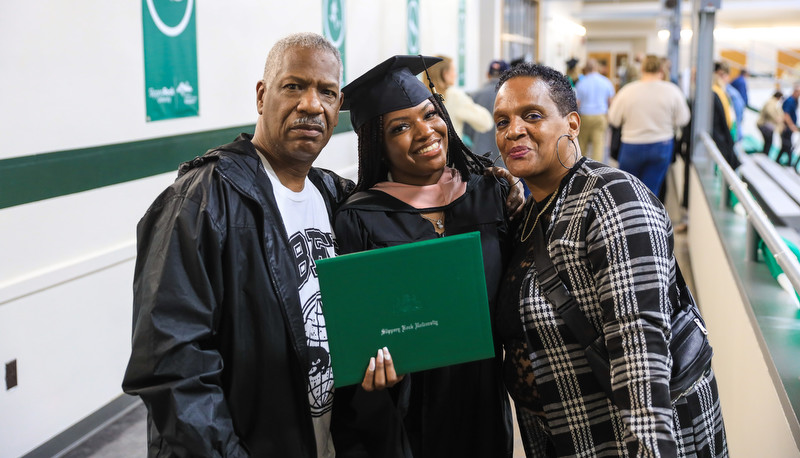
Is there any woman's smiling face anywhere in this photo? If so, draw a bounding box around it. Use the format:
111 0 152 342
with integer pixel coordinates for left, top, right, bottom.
493 76 579 193
382 99 449 186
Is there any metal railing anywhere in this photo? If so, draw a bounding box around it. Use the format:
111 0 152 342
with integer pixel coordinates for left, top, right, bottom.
700 131 800 308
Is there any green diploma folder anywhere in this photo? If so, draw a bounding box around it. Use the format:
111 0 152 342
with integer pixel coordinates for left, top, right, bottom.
317 231 495 388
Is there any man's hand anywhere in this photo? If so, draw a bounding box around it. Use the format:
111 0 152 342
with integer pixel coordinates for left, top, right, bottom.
361 347 405 391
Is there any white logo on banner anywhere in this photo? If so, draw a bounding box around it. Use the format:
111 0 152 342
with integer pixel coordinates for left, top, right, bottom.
146 0 194 37
323 0 345 48
149 81 196 105
176 81 197 104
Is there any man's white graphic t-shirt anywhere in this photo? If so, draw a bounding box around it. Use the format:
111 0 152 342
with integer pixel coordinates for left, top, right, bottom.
260 156 336 458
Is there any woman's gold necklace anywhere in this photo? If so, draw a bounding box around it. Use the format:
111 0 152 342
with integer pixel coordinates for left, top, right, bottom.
519 191 558 242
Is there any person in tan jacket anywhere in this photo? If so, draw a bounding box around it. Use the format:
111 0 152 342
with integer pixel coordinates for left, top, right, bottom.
757 91 784 158
423 55 494 142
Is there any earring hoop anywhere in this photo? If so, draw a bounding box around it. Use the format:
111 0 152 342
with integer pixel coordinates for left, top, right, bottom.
555 134 578 170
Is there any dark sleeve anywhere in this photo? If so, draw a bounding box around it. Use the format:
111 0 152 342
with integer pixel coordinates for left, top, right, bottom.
495 177 515 272
122 189 249 458
330 206 413 457
711 94 739 169
586 178 676 457
334 176 357 206
333 208 375 255
315 168 356 210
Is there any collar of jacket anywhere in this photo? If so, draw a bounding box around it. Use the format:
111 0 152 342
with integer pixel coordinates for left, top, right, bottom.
339 172 484 213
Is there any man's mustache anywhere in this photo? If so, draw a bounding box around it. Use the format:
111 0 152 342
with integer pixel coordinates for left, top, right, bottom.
292 117 325 129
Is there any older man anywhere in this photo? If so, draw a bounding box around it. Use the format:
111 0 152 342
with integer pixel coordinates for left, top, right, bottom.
575 58 615 162
122 33 354 457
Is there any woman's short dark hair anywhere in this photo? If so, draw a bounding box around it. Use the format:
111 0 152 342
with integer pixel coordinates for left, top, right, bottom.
352 95 490 193
496 63 578 116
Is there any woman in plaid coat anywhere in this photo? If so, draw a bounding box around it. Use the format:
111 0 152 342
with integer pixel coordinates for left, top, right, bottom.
492 62 727 457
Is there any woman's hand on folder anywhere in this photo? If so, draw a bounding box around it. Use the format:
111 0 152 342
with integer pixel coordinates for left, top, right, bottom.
361 347 405 392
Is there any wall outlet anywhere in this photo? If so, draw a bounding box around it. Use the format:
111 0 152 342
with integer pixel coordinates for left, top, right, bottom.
6 360 17 390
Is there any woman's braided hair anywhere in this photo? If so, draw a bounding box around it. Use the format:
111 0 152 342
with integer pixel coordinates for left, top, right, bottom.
352 95 492 193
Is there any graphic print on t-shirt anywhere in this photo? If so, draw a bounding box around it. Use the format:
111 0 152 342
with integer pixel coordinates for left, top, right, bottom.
304 290 333 416
289 228 336 417
290 228 335 289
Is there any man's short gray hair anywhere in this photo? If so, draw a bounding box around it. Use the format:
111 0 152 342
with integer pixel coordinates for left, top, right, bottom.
262 33 342 86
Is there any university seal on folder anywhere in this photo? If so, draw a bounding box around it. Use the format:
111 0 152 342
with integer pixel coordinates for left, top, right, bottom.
317 231 495 387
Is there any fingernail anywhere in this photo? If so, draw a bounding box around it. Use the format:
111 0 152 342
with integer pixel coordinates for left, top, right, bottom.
383 347 391 361
377 349 384 363
369 357 376 371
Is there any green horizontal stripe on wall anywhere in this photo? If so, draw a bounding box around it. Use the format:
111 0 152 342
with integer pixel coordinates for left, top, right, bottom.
0 114 353 210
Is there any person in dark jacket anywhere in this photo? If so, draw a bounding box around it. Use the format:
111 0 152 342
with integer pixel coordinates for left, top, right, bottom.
711 62 740 170
730 68 749 108
464 59 510 165
329 55 515 458
122 33 354 457
781 83 800 167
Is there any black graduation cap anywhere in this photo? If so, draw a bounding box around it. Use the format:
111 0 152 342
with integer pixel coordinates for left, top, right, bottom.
566 57 579 69
342 55 443 131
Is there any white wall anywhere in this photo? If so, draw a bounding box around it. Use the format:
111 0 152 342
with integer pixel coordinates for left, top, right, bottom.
539 0 585 73
463 0 487 90
419 0 459 72
0 1 498 456
346 1 401 83
476 0 503 87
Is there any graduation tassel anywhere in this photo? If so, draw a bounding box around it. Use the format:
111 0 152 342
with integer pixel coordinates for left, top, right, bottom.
420 54 445 103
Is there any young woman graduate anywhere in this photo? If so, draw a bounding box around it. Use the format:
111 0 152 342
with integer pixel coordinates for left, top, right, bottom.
329 55 516 458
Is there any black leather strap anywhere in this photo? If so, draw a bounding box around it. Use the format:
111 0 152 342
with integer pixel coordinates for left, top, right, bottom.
531 221 601 351
530 221 614 397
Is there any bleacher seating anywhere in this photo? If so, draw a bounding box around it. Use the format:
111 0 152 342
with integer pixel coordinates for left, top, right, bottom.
751 153 800 206
738 153 800 229
737 152 800 293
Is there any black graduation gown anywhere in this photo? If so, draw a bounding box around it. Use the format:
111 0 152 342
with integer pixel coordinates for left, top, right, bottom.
330 173 514 458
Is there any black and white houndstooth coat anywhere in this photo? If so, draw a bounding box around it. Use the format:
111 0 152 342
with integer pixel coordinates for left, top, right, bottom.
499 158 727 457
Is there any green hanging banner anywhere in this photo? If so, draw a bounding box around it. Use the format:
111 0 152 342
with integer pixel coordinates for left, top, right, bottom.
458 0 466 86
407 0 420 55
142 0 199 122
323 0 347 84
